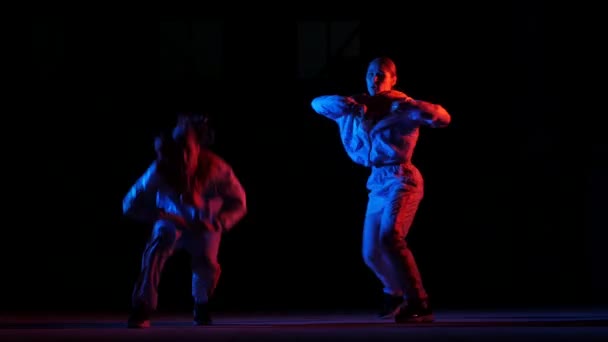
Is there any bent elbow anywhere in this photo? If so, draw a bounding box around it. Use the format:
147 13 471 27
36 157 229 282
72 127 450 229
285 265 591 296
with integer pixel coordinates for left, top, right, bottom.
122 195 132 215
310 97 324 114
239 195 248 217
122 199 135 218
434 105 451 128
438 114 451 128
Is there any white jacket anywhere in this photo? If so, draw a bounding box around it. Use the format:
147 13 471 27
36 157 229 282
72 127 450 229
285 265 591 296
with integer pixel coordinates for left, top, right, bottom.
311 90 421 167
123 150 247 232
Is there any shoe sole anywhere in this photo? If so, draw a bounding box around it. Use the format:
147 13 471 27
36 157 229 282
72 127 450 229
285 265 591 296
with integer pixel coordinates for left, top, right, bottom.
379 298 409 319
378 306 403 319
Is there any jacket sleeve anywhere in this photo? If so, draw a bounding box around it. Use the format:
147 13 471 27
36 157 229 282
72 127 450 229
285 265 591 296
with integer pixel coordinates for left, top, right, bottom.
122 162 163 223
215 165 247 232
310 95 365 120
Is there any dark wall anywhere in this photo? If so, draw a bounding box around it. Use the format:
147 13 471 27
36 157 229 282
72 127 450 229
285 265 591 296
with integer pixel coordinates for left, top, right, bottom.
12 5 605 314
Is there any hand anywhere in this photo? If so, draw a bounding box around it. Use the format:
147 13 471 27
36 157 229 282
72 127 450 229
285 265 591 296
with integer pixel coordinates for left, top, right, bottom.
180 191 204 209
394 105 427 124
200 219 217 232
159 210 188 227
391 99 414 113
187 216 218 233
340 97 366 116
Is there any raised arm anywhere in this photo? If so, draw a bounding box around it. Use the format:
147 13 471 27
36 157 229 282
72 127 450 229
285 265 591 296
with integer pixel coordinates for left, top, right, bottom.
310 95 366 120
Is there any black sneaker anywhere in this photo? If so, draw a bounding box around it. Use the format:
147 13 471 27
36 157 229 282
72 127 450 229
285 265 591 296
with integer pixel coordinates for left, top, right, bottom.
193 302 213 326
127 305 151 328
378 293 406 319
394 300 434 323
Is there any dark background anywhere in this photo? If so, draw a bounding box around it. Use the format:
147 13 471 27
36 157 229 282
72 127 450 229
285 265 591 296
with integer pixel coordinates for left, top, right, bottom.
12 4 606 314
